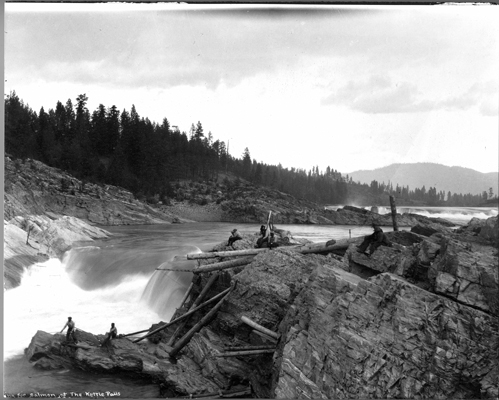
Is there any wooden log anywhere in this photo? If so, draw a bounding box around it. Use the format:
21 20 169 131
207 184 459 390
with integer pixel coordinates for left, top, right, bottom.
252 329 278 343
389 195 399 232
224 345 276 351
219 389 252 398
122 328 150 337
187 248 269 260
297 238 359 254
169 290 231 358
193 256 254 274
215 349 275 357
241 316 280 340
181 388 251 399
167 272 220 346
177 282 194 310
132 286 231 343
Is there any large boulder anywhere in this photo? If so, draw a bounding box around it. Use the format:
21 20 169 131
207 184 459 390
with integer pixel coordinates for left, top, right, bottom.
274 270 498 399
24 329 222 396
479 215 499 244
428 237 499 315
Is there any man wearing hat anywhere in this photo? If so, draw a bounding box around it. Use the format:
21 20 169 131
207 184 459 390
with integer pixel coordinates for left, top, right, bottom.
227 229 242 248
357 223 392 256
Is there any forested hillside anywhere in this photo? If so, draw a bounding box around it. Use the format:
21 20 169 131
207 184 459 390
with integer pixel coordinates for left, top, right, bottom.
348 163 498 201
4 92 492 208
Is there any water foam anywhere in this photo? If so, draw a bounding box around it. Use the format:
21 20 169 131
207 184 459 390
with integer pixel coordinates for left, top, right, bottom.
4 257 169 360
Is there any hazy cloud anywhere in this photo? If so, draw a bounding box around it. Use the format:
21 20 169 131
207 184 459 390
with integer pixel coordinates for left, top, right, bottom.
324 77 498 115
322 75 435 113
9 5 483 91
440 81 498 116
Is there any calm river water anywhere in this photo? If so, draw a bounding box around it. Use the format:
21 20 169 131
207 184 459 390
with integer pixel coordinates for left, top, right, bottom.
4 207 497 397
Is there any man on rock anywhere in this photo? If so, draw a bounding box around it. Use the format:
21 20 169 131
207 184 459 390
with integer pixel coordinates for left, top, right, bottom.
61 316 77 343
227 229 242 248
357 223 392 256
101 323 118 347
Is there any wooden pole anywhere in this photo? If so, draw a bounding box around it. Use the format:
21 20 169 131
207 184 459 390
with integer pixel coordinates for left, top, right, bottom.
265 211 272 236
389 195 399 231
177 282 194 310
132 286 231 343
122 328 150 337
224 345 275 351
215 349 275 357
169 290 231 358
166 272 220 346
187 240 357 261
241 316 280 340
251 329 278 343
187 248 269 260
181 387 251 399
193 257 254 274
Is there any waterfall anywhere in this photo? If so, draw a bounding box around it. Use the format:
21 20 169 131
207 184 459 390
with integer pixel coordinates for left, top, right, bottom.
140 257 197 320
4 243 201 360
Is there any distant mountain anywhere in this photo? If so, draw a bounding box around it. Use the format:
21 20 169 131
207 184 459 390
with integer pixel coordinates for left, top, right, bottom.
346 163 499 196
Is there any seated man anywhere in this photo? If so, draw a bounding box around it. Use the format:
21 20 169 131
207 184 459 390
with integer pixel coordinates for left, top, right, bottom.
357 224 392 256
101 323 117 347
256 225 267 248
267 232 278 249
227 229 242 248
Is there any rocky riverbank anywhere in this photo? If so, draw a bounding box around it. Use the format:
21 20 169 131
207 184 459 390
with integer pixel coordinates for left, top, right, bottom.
5 156 455 291
24 215 498 398
4 156 190 225
3 216 111 289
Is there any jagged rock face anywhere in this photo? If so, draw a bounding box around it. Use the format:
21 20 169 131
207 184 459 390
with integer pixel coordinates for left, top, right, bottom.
274 269 499 399
4 157 187 225
479 216 498 244
25 330 221 396
200 249 330 398
342 229 499 315
455 216 499 245
429 237 499 315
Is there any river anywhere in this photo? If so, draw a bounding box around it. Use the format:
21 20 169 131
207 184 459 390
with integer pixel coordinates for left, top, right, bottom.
3 207 497 397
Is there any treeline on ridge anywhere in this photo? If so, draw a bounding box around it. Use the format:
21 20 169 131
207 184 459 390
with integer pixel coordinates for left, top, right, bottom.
4 91 490 207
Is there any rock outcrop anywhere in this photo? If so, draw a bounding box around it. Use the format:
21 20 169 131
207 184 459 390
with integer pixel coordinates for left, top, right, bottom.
275 268 498 399
24 216 498 398
4 157 190 225
3 221 48 290
4 215 111 289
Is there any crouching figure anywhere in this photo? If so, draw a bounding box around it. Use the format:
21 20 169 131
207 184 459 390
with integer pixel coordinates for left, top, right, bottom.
357 224 392 256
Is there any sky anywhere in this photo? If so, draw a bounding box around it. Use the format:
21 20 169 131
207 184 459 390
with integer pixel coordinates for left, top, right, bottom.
4 3 499 175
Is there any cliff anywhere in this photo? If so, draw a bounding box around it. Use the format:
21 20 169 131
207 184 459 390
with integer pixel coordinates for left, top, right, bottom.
4 156 191 225
24 216 498 398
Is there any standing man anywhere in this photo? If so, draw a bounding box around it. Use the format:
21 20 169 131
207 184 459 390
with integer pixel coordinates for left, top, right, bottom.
61 316 77 343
